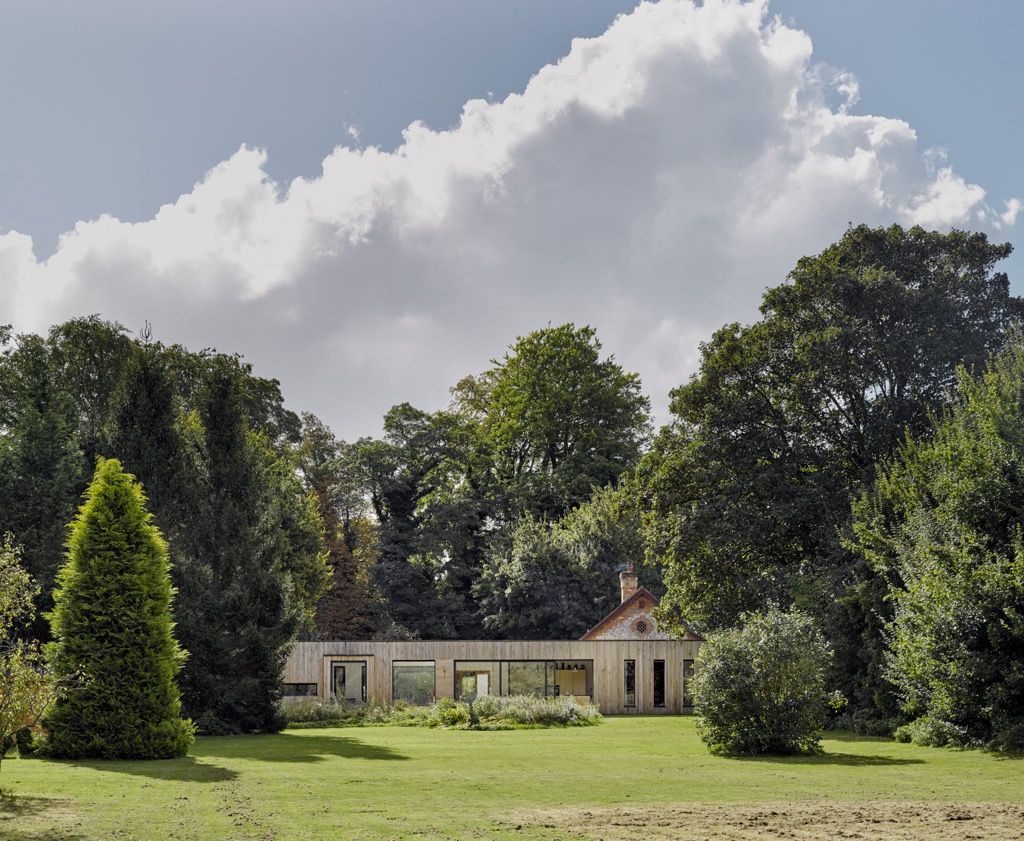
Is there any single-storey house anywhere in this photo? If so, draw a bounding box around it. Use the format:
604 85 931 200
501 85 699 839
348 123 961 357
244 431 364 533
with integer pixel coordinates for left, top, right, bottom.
283 565 704 715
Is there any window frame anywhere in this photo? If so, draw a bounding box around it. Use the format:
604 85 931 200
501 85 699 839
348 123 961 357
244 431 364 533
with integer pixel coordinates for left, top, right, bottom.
624 659 636 708
653 659 665 708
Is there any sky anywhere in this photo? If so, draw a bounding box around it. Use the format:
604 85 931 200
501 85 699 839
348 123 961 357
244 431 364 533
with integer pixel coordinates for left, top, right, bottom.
2 0 1021 440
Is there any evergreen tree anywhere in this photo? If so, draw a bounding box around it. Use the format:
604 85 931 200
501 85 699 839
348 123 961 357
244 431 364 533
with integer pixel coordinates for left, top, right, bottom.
0 335 84 635
44 459 193 759
178 360 326 733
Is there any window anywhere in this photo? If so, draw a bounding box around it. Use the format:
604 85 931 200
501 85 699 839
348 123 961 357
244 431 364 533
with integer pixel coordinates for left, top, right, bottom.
392 661 435 705
682 659 695 707
507 661 549 697
454 661 500 701
455 660 593 700
624 659 636 707
283 683 318 697
332 662 367 704
653 660 665 707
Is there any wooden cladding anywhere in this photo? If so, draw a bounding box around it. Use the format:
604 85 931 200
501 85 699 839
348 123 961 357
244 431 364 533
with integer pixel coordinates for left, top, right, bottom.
284 639 703 715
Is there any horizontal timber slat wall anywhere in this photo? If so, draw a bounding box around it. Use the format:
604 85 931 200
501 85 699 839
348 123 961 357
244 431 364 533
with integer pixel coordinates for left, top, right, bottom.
285 639 702 715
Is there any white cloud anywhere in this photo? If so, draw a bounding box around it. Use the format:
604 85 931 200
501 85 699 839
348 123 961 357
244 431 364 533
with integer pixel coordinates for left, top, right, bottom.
1 0 1018 438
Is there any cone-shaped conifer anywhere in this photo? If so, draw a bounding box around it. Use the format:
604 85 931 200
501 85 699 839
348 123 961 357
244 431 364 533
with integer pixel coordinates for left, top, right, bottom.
44 458 193 758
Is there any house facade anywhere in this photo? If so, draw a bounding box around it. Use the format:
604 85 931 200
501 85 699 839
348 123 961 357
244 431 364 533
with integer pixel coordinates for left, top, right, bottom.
283 565 704 715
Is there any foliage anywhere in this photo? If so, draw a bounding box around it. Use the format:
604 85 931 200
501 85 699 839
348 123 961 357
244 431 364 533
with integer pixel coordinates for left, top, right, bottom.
0 537 64 770
280 694 601 729
297 414 382 639
356 403 489 638
852 342 1024 751
456 323 651 521
43 459 194 759
175 360 327 735
0 334 84 634
693 607 839 755
476 484 655 638
640 224 1020 725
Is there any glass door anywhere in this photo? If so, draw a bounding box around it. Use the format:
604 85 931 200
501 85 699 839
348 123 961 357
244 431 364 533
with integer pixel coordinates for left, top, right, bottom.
332 661 367 705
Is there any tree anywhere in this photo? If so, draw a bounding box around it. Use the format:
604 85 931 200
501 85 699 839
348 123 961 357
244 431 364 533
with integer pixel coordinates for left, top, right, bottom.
104 342 195 539
476 483 655 639
176 359 326 733
46 316 133 463
641 225 1021 723
0 537 61 769
457 324 651 521
297 415 381 639
354 401 509 639
693 607 839 755
0 334 84 633
44 459 193 759
852 343 1024 751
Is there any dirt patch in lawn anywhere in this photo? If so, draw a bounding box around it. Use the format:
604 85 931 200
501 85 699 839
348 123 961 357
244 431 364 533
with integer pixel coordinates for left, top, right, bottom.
503 801 1024 840
0 792 85 841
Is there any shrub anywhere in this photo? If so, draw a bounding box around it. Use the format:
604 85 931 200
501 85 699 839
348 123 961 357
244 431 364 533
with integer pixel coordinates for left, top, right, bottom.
280 694 601 730
893 716 977 749
44 459 194 759
694 606 839 755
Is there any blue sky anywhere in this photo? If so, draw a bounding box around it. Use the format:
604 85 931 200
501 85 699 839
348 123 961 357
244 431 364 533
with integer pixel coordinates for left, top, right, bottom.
1 1 1021 437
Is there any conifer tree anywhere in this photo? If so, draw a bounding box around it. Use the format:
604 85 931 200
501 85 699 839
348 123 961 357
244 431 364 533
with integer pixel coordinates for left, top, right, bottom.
44 458 193 758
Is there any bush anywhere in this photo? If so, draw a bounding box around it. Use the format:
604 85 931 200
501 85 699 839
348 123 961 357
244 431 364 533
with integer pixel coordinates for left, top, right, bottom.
280 694 601 730
893 717 977 749
694 606 840 755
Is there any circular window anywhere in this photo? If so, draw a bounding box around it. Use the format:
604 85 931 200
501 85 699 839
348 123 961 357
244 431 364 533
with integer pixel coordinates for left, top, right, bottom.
634 618 650 636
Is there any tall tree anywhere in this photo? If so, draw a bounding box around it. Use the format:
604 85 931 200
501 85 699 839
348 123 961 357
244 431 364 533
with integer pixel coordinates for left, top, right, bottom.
177 359 326 733
297 414 381 639
477 483 654 639
356 404 469 638
852 344 1024 750
0 334 83 629
641 224 1020 723
46 316 133 463
44 458 193 759
456 323 651 521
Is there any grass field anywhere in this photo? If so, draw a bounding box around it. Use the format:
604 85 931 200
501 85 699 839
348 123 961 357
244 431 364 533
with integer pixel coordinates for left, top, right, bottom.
2 717 1022 840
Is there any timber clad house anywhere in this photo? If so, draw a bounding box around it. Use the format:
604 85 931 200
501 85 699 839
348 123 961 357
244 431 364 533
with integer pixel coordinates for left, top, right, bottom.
283 565 705 715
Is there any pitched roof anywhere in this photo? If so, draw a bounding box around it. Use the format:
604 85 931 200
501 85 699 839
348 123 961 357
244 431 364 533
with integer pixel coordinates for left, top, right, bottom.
579 587 705 641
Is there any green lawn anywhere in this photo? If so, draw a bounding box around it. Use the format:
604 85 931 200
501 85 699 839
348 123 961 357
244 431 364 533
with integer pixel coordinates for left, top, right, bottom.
2 717 1022 840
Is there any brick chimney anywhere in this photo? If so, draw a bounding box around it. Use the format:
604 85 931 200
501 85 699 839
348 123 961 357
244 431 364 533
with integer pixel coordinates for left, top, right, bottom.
619 562 638 603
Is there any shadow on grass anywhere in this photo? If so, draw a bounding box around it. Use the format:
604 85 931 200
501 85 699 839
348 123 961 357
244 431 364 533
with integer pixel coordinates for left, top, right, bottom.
11 732 406 785
50 753 238 783
725 751 923 767
0 792 86 841
194 732 409 764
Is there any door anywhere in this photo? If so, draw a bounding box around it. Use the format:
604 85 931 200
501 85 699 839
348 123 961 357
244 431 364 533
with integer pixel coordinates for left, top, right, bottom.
332 661 367 704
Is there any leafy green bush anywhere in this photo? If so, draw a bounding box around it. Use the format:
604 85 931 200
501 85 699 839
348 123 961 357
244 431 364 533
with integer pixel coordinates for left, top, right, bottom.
694 606 840 755
893 717 976 749
281 694 601 730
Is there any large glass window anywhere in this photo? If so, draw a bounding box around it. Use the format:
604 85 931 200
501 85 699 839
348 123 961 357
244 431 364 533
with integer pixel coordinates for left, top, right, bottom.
392 661 435 705
283 683 318 697
507 661 549 697
457 660 594 700
682 659 695 707
653 660 665 707
454 661 500 701
332 662 366 704
624 659 636 707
